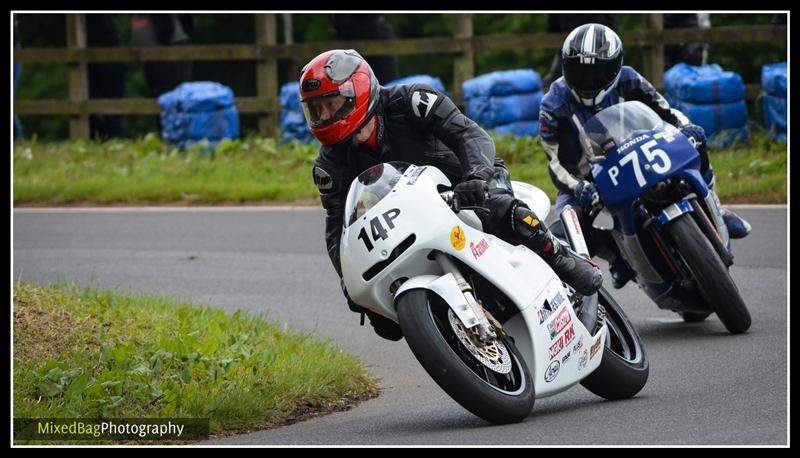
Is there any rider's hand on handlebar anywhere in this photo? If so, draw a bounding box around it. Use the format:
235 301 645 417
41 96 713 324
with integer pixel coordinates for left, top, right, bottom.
575 180 603 214
453 178 489 208
679 123 707 155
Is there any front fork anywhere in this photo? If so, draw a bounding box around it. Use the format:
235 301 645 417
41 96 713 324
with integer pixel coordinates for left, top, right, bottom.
432 251 497 343
559 205 591 257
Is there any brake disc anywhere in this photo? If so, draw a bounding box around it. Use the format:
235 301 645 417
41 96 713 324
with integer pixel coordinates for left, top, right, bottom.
448 309 512 374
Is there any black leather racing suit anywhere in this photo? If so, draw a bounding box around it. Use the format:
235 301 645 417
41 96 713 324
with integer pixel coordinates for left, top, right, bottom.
313 84 603 338
312 83 513 279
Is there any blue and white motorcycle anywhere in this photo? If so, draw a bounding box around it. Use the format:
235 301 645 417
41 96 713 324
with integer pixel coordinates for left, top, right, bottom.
582 101 751 334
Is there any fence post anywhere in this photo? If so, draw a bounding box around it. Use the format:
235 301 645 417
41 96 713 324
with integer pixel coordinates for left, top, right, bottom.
642 14 665 89
453 14 474 108
255 14 279 136
66 14 90 139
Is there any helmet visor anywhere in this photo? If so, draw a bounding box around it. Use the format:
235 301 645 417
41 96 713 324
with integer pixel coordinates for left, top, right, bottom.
563 58 621 96
301 80 356 129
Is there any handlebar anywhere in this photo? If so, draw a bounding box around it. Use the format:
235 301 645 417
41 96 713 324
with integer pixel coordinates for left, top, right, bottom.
440 191 460 213
440 191 490 215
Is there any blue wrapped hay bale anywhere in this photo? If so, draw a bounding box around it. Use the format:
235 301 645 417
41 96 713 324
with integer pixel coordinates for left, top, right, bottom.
463 69 541 98
664 63 748 147
492 121 539 137
466 92 543 128
384 74 446 93
671 100 748 134
664 63 744 104
763 95 787 142
462 69 544 136
762 62 787 96
279 82 315 143
761 62 787 141
280 81 303 112
158 82 239 150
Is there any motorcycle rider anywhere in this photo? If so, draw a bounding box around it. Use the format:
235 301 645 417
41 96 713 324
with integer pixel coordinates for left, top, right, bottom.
302 49 603 341
539 23 752 289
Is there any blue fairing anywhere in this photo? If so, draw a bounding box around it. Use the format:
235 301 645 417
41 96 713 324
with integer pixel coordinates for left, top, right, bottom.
592 129 708 236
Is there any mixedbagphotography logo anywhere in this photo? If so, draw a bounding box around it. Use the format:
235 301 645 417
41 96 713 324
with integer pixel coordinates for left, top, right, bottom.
14 418 209 441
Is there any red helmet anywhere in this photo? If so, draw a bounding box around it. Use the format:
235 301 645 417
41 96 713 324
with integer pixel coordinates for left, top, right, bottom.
299 49 380 146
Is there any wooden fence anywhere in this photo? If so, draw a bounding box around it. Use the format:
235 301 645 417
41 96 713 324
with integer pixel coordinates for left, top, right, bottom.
13 14 787 139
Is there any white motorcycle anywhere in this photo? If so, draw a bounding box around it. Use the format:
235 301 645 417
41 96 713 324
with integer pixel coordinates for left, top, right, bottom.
340 162 649 424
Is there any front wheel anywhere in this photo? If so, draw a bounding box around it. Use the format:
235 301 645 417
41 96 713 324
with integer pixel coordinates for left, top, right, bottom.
666 215 751 334
396 289 534 424
580 287 649 400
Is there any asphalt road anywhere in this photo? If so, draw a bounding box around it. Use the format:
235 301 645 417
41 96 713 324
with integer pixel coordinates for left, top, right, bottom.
12 206 788 446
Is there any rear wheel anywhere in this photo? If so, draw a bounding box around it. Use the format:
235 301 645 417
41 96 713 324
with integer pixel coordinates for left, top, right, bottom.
580 287 649 400
397 289 534 424
666 215 751 334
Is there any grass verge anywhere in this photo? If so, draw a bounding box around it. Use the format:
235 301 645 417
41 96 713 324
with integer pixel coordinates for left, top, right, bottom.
13 129 786 206
13 282 378 444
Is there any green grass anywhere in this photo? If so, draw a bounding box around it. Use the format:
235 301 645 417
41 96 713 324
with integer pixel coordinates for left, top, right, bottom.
13 134 321 206
13 129 787 206
13 282 378 444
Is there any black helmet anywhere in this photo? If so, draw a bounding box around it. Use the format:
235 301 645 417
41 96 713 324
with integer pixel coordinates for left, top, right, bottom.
561 23 623 109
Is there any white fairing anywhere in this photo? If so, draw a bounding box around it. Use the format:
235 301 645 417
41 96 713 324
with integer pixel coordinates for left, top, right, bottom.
340 164 607 398
511 180 550 222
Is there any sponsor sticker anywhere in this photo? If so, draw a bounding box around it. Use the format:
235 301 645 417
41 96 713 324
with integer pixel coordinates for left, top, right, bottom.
548 325 575 360
550 291 565 310
406 166 426 185
538 306 554 325
654 131 676 143
548 307 573 339
545 360 561 383
450 225 466 251
619 134 650 152
563 324 575 346
590 337 603 360
572 337 584 353
301 78 321 92
470 239 489 259
578 349 588 371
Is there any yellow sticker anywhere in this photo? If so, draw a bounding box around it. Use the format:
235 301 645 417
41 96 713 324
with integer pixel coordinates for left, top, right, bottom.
522 215 540 228
450 225 466 251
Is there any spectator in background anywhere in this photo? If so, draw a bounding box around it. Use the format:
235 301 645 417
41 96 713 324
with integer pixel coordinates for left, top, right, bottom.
13 15 23 140
86 14 127 139
131 14 194 98
541 14 618 92
330 14 399 83
663 13 711 69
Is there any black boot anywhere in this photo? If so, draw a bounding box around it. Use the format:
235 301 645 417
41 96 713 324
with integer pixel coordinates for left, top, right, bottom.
540 238 604 296
609 256 636 289
366 311 403 341
512 203 603 296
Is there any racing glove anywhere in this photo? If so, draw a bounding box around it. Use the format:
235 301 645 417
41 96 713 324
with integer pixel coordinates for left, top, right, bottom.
574 180 602 211
680 123 707 155
453 178 489 207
